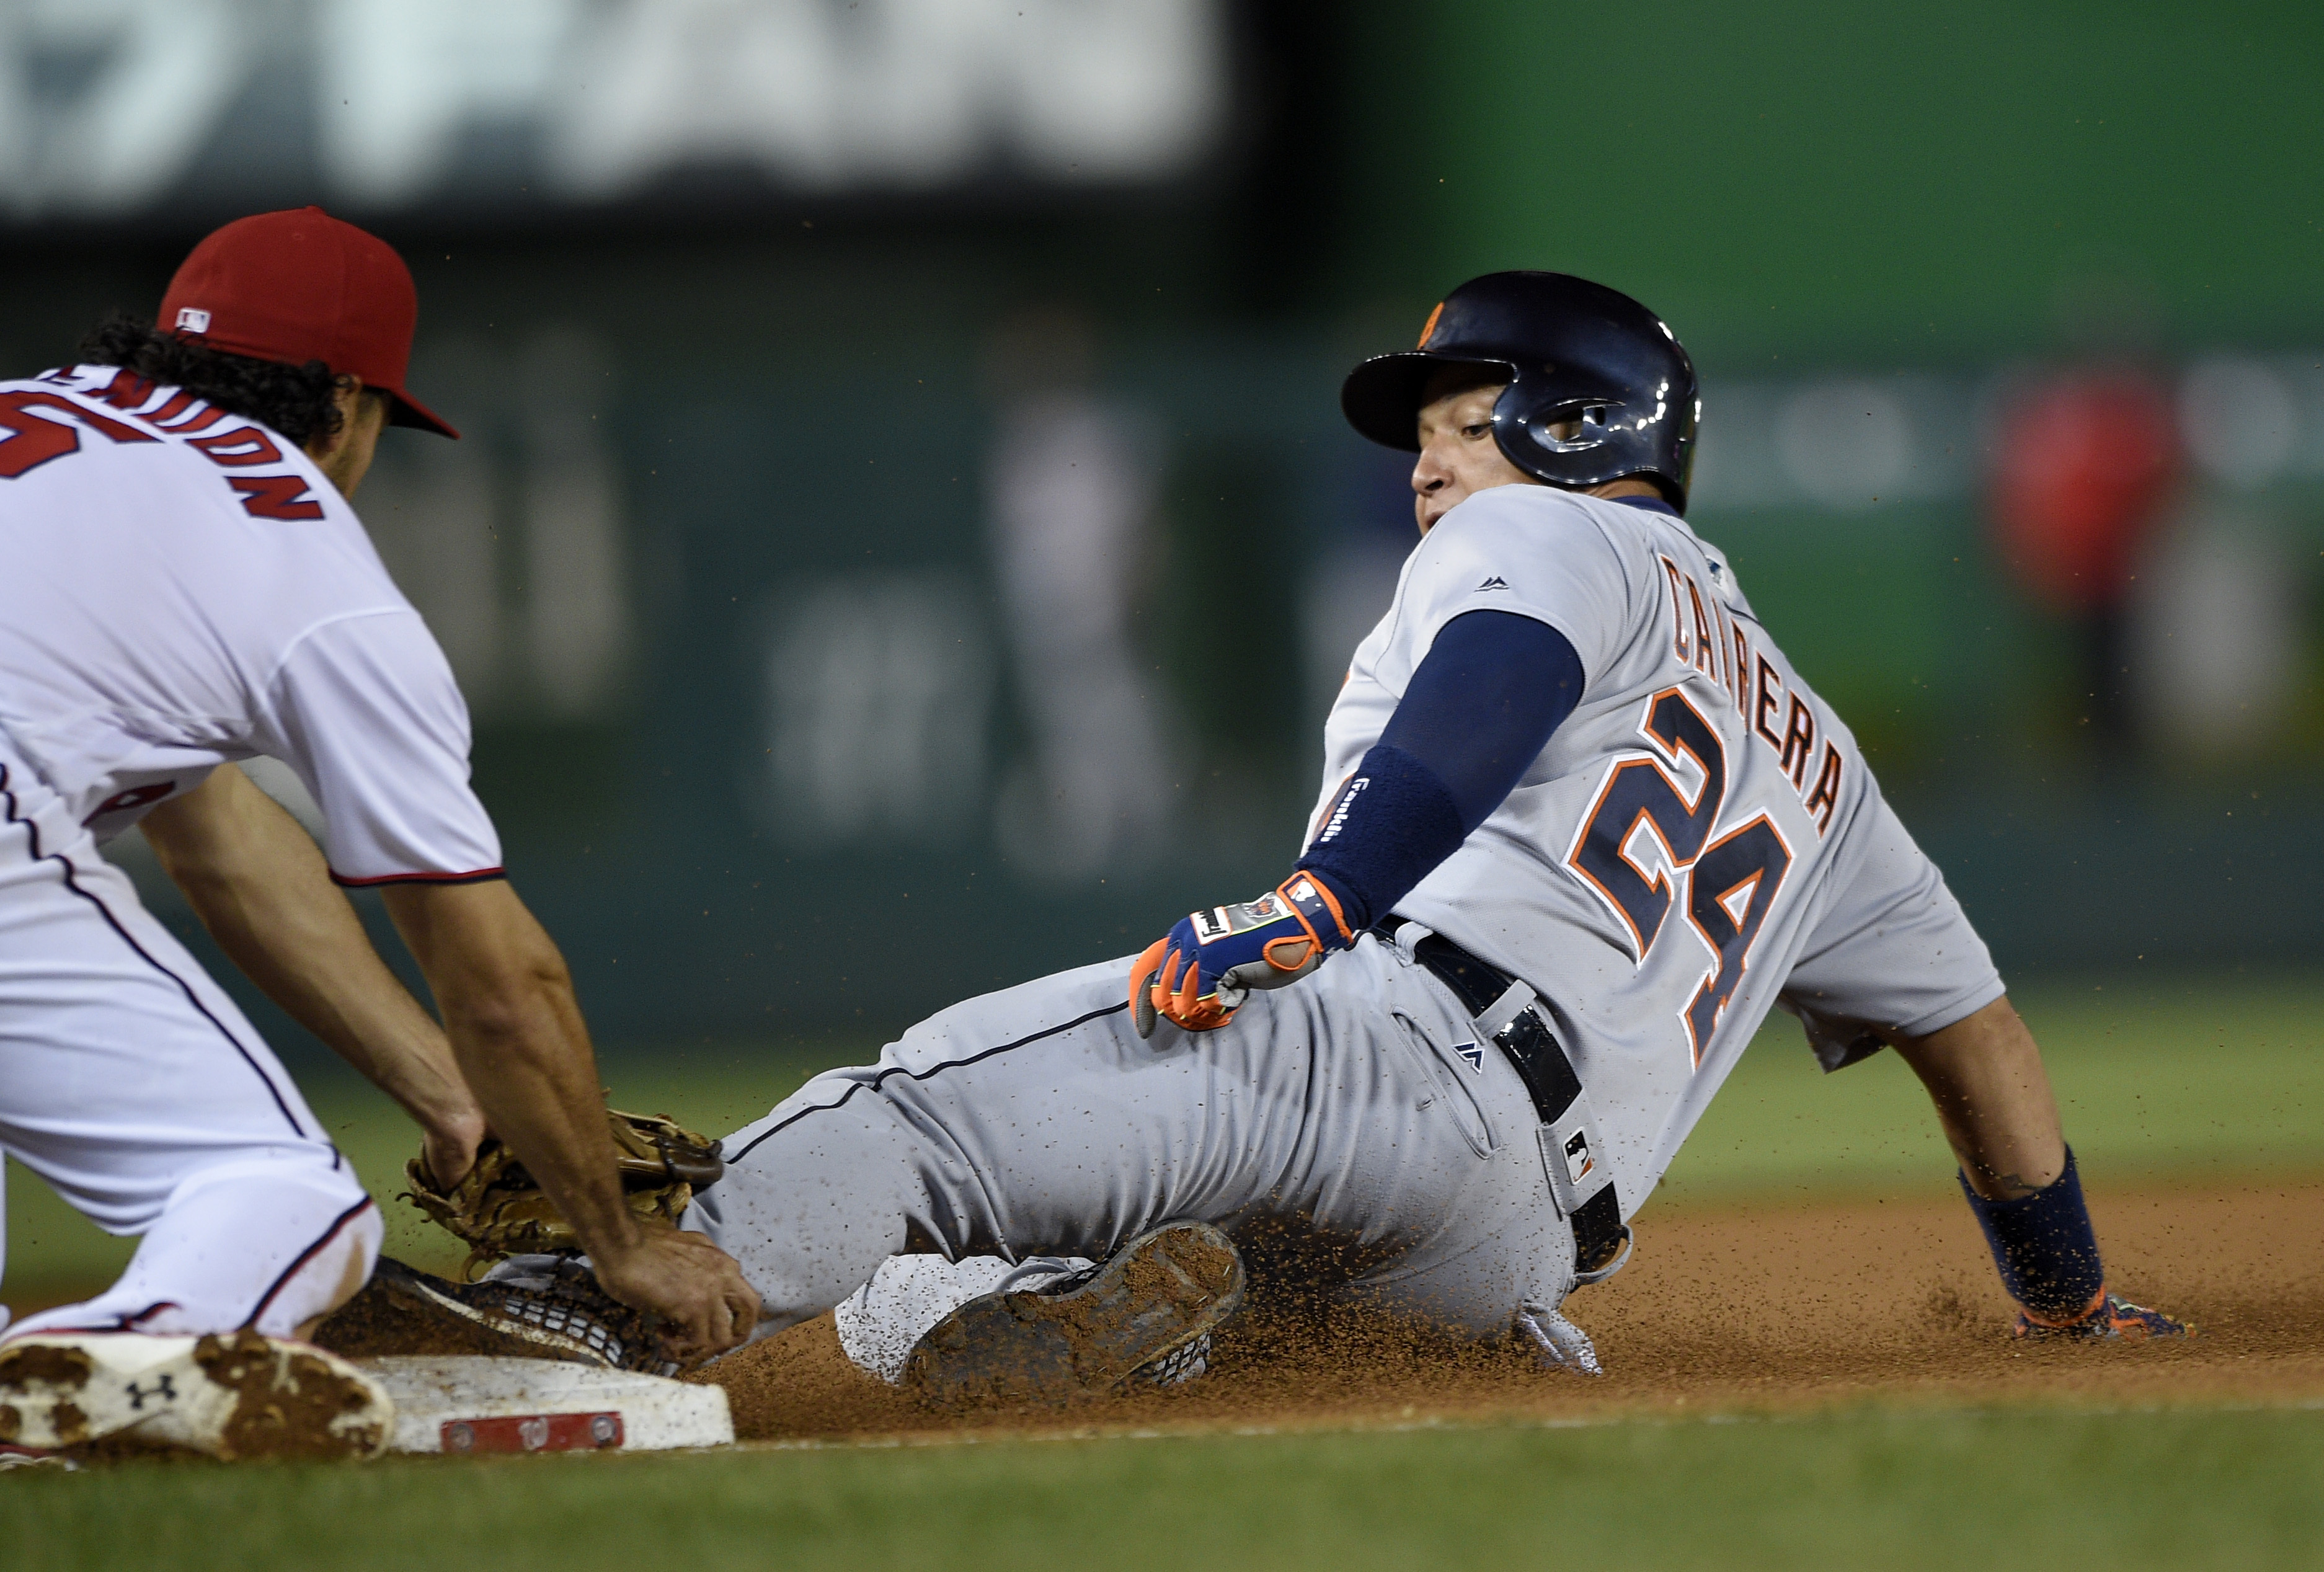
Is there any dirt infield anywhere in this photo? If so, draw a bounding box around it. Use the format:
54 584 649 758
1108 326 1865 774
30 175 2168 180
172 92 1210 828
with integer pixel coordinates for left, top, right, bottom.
703 1175 2324 1442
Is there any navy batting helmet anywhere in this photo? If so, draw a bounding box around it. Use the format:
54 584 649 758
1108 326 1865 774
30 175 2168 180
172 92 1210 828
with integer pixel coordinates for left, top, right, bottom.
1341 272 1701 512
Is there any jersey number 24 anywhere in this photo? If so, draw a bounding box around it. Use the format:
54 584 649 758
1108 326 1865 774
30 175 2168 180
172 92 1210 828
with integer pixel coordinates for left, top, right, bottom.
1566 687 1792 1065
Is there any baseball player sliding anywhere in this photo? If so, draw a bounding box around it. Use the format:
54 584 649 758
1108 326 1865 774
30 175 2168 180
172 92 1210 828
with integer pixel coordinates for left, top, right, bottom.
0 208 756 1459
368 273 2186 1403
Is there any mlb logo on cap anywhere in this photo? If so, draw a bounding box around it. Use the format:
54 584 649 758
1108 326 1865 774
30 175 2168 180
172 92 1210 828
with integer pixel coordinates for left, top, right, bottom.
157 206 457 438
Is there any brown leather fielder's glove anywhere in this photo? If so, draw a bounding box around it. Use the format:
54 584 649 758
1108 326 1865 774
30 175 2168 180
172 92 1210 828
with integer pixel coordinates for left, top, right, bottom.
402 1108 725 1277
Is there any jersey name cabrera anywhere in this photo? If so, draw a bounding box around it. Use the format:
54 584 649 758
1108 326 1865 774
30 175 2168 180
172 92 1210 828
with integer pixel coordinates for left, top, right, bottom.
1312 487 1874 1206
0 365 499 885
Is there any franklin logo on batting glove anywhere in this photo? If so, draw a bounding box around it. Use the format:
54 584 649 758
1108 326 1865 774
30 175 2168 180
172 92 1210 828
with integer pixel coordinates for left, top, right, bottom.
1130 873 1355 1038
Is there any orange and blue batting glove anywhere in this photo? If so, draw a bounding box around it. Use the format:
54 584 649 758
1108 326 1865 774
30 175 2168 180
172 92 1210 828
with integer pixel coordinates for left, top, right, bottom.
1129 872 1356 1039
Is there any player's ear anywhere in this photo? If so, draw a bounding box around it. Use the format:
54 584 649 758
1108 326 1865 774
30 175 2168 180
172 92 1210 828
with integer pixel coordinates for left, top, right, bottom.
306 375 364 461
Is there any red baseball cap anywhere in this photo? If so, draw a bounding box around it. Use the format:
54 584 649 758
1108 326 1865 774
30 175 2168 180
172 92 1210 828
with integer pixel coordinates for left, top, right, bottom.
157 206 458 438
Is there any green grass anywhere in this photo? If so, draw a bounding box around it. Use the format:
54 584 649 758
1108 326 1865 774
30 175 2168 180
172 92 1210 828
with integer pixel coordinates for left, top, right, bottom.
9 1406 2324 1571
11 974 2324 1300
1665 972 2324 1202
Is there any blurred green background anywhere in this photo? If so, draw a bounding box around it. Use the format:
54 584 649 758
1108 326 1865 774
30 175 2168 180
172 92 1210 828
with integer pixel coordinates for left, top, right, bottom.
1355 3 2324 357
2 1 2322 1298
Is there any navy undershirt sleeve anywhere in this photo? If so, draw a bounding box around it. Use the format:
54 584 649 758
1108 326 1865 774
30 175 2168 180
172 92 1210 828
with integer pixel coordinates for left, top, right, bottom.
1298 610 1584 933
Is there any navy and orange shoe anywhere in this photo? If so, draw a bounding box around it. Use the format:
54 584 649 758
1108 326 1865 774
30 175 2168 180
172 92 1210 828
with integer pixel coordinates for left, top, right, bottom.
2013 1289 2191 1342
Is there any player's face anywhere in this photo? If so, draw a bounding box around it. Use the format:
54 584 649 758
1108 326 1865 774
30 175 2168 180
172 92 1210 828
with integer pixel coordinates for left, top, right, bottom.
1411 378 1541 534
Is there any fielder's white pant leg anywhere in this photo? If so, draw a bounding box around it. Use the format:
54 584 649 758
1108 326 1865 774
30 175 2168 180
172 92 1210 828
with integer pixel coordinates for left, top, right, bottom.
0 759 377 1339
8 1155 384 1339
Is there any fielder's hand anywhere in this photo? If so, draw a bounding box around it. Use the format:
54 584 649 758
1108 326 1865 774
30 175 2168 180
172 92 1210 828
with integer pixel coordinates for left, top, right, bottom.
591 1228 761 1362
419 1113 485 1194
1130 872 1355 1038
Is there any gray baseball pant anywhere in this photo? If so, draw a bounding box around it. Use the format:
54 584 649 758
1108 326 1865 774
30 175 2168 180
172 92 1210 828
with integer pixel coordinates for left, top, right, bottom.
692 933 1576 1346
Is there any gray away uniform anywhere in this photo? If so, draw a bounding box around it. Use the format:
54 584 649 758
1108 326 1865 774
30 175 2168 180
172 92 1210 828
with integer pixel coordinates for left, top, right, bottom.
694 487 2003 1348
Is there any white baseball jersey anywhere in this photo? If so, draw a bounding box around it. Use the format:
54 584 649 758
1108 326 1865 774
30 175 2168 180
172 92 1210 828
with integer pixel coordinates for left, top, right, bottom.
1312 486 1998 1213
0 365 499 885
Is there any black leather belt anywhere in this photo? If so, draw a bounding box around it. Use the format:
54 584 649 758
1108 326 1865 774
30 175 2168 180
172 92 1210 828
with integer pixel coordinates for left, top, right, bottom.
1374 919 1630 1279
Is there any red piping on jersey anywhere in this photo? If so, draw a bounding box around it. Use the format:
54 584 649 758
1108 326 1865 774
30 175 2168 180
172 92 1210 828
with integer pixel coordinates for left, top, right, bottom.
329 866 507 889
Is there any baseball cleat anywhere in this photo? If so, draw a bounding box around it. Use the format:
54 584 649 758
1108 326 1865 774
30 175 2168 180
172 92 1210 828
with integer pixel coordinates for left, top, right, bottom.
314 1254 675 1374
903 1220 1245 1406
1515 1303 1605 1376
2013 1291 2191 1343
0 1331 391 1460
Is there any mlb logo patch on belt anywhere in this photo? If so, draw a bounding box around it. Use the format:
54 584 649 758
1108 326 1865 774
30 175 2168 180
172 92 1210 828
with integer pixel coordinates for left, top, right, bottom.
1562 1129 1595 1184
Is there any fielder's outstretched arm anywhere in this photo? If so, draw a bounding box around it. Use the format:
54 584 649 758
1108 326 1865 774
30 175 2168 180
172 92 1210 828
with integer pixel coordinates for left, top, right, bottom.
380 879 761 1359
140 762 485 1188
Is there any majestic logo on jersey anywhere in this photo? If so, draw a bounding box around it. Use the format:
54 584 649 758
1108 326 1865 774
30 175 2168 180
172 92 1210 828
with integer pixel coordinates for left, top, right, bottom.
1564 687 1794 1067
1475 575 1509 592
175 307 211 334
82 781 177 826
1453 1042 1485 1073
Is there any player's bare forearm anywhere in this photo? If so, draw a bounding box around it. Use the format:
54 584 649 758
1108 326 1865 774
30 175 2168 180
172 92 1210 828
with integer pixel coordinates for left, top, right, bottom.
378 880 637 1248
141 764 484 1179
1890 996 2067 1199
379 879 760 1354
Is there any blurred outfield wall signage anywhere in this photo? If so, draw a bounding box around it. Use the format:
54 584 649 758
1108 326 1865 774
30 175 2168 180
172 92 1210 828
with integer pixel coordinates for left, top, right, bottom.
0 0 1226 221
985 389 1178 883
357 326 633 723
1687 355 2324 515
753 575 993 849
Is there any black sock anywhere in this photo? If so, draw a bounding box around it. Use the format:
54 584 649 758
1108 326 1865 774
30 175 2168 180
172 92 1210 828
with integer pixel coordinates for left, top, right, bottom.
1958 1147 2104 1321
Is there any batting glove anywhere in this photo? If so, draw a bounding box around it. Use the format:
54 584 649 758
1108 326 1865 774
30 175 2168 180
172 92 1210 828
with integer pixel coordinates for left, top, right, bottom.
1130 873 1355 1039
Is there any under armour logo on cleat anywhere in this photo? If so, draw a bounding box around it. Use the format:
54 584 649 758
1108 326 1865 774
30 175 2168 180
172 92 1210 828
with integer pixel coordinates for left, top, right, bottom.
1475 575 1509 591
125 1375 177 1409
1453 1042 1485 1072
